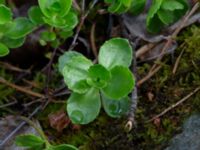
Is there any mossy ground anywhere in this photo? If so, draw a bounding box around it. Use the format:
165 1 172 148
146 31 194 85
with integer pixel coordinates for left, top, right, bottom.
1 25 200 150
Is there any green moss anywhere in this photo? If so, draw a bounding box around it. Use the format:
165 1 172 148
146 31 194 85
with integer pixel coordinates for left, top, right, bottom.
0 68 14 104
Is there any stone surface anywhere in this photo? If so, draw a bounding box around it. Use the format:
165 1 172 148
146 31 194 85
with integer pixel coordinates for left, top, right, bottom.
0 116 41 150
165 114 200 150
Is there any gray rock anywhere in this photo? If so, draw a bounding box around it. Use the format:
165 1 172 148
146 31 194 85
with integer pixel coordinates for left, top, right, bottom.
0 116 41 150
165 114 200 150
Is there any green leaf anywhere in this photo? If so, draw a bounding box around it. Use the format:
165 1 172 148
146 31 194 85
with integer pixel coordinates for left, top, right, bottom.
102 94 130 118
122 0 132 7
105 0 113 3
49 144 78 150
15 134 45 148
99 38 132 69
28 145 44 150
147 13 164 33
0 22 13 35
43 16 65 28
5 17 35 39
147 0 163 22
173 0 189 20
62 12 78 30
43 11 78 29
146 0 163 32
62 54 93 93
1 36 25 48
0 4 12 25
0 42 9 57
58 51 81 74
0 0 5 4
67 88 101 124
87 64 111 88
106 0 131 14
161 0 184 11
40 31 56 42
157 9 175 25
107 0 122 13
129 0 146 15
38 0 72 18
102 66 135 99
115 0 132 14
59 29 73 39
28 6 44 25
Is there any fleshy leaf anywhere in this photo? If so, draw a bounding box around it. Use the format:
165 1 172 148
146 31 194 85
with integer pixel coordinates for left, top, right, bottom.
161 0 184 11
5 17 35 39
0 4 12 25
0 0 5 4
157 9 175 25
129 0 146 15
122 0 132 7
147 14 164 33
1 36 25 48
40 31 56 42
106 0 131 14
102 66 135 99
62 12 78 30
102 94 131 118
67 88 101 124
15 134 45 148
0 22 13 34
107 1 122 13
38 0 72 18
87 64 111 88
147 0 163 23
58 51 81 74
146 0 163 32
0 42 9 57
99 38 132 69
43 11 78 29
49 144 78 150
28 6 44 25
62 54 93 93
59 29 73 39
43 16 65 28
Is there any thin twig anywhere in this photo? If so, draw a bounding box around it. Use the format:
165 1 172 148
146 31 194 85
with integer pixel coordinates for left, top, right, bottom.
0 62 30 73
137 65 162 86
69 0 99 50
72 0 81 12
90 23 98 58
82 0 85 12
0 77 45 99
0 100 17 108
23 98 44 107
136 43 155 58
147 87 200 123
22 79 42 89
125 40 139 132
43 47 58 108
53 90 71 97
172 49 185 74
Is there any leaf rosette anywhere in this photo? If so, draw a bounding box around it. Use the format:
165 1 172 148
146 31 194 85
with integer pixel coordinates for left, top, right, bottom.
59 38 135 124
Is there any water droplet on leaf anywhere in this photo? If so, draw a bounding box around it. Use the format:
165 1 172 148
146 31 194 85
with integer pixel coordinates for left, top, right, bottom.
70 110 84 123
109 103 118 114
